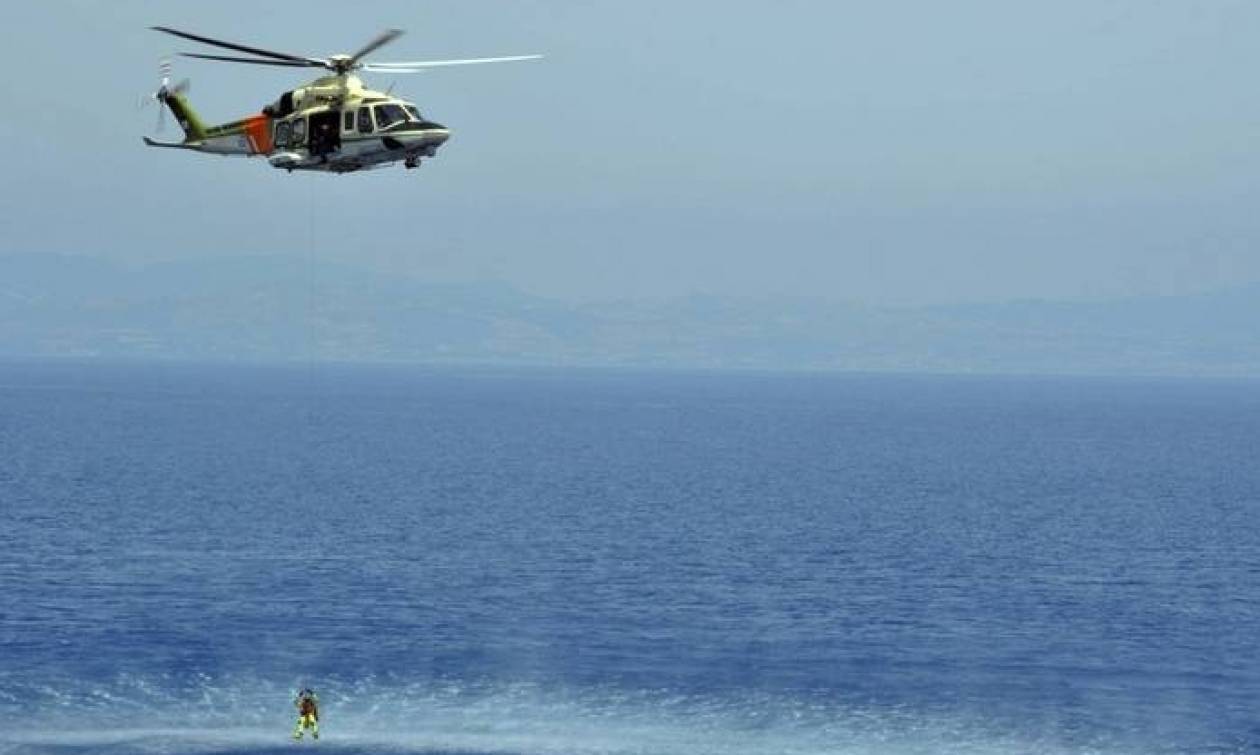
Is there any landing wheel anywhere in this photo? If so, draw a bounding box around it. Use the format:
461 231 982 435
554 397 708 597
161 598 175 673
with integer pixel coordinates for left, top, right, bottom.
405 157 421 170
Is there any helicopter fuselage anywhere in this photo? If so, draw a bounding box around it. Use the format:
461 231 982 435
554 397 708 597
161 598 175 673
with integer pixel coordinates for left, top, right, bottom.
150 74 449 173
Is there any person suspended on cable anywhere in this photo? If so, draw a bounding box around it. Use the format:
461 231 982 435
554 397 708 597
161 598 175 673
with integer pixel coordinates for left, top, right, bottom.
293 687 320 740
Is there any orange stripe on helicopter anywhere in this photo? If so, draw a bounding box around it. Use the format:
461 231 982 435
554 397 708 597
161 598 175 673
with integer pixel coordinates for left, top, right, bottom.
243 114 273 155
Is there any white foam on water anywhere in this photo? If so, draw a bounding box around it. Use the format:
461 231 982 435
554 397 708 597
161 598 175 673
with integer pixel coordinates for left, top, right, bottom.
0 677 1156 755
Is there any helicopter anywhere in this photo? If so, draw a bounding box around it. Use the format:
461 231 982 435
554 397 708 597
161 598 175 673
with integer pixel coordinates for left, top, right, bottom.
143 26 541 173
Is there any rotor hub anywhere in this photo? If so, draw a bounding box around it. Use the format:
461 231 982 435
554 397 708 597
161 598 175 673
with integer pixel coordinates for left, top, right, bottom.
328 54 355 74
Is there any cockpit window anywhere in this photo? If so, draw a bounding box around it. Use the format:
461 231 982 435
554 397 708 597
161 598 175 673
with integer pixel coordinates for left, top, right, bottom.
357 107 373 134
373 104 408 130
404 105 422 121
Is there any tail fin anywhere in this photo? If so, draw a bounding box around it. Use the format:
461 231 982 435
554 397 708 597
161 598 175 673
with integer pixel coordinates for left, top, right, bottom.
145 61 205 143
142 136 196 149
160 89 207 143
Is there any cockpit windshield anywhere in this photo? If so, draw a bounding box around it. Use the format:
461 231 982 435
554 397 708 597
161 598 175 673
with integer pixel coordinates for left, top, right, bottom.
404 105 422 121
373 104 409 130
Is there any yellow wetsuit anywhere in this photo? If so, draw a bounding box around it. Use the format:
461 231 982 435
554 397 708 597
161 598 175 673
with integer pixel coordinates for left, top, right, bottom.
293 695 319 739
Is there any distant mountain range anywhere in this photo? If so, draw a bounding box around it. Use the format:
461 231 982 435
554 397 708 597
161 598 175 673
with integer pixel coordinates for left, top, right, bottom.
2 253 1258 376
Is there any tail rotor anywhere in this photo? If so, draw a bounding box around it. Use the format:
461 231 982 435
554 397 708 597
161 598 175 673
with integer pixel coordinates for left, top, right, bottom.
142 59 190 133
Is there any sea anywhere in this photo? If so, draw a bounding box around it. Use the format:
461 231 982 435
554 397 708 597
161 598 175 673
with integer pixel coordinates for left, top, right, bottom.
1 360 1257 755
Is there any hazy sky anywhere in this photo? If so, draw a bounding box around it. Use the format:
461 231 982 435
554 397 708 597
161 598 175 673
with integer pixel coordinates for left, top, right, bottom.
2 0 1259 305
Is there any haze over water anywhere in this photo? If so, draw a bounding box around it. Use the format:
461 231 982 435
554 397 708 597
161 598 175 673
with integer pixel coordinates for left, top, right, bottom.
3 361 1257 754
6 1 1260 306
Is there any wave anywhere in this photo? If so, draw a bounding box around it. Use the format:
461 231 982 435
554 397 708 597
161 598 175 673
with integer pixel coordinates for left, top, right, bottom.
0 676 1195 755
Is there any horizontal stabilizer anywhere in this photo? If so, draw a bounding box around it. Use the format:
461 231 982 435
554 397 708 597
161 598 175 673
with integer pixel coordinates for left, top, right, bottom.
143 136 197 149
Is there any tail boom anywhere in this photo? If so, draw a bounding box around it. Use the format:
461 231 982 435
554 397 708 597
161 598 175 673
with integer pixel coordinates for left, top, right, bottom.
152 88 273 156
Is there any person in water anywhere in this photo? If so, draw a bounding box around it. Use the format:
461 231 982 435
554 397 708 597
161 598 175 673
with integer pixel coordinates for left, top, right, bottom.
293 688 319 740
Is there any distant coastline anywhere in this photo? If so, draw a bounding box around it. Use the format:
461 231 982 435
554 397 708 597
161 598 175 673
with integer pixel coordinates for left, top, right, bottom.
3 253 1258 378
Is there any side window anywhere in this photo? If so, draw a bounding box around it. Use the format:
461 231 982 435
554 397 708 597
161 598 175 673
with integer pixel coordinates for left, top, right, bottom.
357 107 373 134
291 117 306 146
274 121 291 148
343 111 354 132
373 104 406 130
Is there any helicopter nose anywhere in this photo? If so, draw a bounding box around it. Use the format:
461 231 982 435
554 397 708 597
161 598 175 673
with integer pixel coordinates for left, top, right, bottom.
382 121 450 155
420 121 449 143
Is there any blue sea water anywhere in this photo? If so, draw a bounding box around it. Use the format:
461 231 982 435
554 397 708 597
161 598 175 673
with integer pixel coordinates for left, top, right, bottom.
1 361 1258 755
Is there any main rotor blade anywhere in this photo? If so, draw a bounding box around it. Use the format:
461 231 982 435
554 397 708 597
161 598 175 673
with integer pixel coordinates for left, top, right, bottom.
364 54 543 70
361 66 426 74
348 29 404 67
179 52 323 68
151 26 323 66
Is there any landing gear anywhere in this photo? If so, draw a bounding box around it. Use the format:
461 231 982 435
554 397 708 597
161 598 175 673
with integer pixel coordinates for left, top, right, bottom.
404 156 421 170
